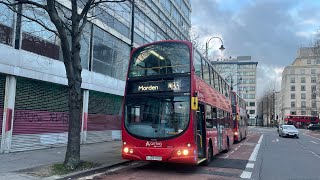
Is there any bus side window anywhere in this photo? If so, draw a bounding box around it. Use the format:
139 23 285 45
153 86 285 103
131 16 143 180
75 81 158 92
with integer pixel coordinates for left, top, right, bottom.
194 51 202 78
205 105 213 128
212 107 217 128
225 112 230 128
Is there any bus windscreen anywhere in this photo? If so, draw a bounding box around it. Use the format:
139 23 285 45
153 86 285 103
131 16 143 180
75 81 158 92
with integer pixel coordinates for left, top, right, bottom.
129 42 190 77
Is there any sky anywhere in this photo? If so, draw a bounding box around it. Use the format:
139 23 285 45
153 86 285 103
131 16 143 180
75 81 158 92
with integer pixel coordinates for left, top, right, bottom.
190 0 320 98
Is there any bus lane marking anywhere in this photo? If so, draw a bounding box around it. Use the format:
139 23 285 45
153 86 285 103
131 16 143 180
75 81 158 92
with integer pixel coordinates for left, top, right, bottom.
245 163 254 169
249 134 263 162
240 171 252 179
310 141 319 144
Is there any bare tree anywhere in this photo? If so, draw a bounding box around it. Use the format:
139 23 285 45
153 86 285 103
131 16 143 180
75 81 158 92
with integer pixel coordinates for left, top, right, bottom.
1 0 128 170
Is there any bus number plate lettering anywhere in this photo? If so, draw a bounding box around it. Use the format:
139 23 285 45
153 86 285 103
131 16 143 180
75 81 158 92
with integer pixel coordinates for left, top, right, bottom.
146 156 162 161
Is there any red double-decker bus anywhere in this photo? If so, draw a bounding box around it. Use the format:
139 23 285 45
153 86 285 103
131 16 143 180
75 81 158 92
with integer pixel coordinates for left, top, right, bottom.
284 115 319 128
122 40 233 165
230 91 248 142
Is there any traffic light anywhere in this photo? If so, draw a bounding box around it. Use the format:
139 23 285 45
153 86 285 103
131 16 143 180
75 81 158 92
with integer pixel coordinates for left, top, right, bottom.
276 115 278 120
271 115 274 120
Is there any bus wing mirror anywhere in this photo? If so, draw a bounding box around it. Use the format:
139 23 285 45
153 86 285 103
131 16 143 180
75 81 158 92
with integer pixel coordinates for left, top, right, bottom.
191 97 198 110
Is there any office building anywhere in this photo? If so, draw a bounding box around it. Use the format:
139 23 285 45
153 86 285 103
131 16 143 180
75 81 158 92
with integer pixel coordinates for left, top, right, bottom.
212 56 258 124
0 0 191 152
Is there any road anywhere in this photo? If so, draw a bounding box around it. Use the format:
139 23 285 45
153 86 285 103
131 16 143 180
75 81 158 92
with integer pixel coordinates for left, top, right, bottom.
251 127 320 180
76 127 320 180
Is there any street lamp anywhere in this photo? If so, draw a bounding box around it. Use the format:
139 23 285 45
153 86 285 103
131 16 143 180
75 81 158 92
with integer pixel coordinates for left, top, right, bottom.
205 37 225 59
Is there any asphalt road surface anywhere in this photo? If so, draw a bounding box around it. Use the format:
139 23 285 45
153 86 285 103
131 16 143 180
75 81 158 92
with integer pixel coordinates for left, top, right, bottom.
77 127 320 180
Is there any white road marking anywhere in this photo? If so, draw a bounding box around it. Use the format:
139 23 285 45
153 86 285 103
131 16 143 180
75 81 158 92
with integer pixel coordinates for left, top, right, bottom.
309 151 320 159
223 155 229 159
310 141 319 144
240 171 252 179
304 133 320 141
235 147 238 151
249 134 263 162
295 142 320 159
276 139 279 142
258 135 263 144
246 163 254 168
108 166 125 172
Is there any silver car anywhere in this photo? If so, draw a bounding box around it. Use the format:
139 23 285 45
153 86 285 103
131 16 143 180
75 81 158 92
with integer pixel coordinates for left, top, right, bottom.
279 125 299 138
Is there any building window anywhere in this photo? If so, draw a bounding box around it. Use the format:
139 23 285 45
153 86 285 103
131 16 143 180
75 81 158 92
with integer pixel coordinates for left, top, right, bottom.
249 102 255 106
290 69 295 74
312 101 316 108
307 59 311 64
291 111 296 115
311 85 316 92
249 110 255 114
301 93 306 99
311 69 316 74
92 26 130 80
311 111 317 115
301 101 306 108
301 77 306 83
301 111 306 115
0 4 14 46
311 77 316 83
290 77 295 83
312 93 316 99
291 102 295 108
301 85 305 91
22 7 61 60
317 59 320 64
291 85 295 91
291 93 295 99
300 69 305 74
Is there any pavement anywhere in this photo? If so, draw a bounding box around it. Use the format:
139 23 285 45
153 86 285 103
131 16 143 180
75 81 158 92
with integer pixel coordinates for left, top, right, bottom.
0 141 125 180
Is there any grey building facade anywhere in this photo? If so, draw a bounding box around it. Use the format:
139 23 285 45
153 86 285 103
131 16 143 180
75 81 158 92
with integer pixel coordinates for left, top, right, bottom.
212 56 258 124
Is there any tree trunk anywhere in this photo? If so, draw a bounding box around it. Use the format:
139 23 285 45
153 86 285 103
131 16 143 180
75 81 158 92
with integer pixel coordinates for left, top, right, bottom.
64 71 82 169
63 0 83 170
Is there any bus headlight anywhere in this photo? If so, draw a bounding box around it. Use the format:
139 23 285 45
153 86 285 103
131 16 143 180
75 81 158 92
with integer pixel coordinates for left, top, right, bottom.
177 150 182 156
129 148 133 154
124 147 129 153
234 132 238 135
187 143 191 147
183 149 189 156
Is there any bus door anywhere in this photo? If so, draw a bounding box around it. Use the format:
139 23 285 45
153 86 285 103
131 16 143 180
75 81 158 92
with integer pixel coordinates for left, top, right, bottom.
216 109 223 151
196 104 206 158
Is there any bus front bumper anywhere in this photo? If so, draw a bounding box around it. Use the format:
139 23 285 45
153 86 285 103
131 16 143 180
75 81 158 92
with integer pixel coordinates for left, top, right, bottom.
122 146 198 165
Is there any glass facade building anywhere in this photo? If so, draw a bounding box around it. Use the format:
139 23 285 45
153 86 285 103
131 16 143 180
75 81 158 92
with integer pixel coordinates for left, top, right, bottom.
0 0 191 153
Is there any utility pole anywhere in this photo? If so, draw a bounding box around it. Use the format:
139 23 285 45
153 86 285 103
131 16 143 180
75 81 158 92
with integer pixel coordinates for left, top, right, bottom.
267 95 269 127
262 98 264 127
130 0 135 51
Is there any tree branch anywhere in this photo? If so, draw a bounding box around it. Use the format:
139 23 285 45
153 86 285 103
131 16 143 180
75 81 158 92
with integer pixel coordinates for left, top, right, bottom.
0 0 46 10
3 3 59 36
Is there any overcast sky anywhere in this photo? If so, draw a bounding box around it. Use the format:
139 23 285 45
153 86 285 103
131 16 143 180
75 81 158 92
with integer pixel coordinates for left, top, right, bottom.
190 0 320 98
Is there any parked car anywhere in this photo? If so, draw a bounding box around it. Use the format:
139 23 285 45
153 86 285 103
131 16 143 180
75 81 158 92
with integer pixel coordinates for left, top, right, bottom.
279 125 299 138
307 124 320 130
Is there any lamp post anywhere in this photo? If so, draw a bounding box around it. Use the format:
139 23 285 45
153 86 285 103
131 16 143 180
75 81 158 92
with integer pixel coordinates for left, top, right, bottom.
205 37 225 59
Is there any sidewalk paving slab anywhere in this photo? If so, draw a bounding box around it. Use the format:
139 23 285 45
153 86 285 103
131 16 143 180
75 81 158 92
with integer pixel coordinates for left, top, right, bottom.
0 141 125 180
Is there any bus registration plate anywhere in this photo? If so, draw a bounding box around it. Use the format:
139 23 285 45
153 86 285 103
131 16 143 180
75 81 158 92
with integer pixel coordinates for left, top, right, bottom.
146 156 162 161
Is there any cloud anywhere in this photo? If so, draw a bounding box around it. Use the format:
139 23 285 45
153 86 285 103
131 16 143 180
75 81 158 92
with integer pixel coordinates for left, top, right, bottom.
256 64 284 98
191 0 320 98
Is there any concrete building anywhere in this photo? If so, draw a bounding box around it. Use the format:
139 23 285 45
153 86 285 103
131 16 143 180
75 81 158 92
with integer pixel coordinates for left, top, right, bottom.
212 56 258 125
0 0 191 153
280 47 320 121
